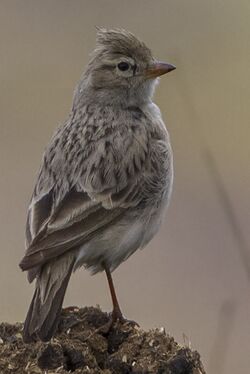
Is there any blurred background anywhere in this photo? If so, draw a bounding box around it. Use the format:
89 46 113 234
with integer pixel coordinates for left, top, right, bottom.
0 1 249 372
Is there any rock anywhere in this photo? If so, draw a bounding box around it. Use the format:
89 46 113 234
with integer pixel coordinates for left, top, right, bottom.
0 306 206 374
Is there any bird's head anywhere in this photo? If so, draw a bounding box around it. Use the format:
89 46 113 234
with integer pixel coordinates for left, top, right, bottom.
74 28 175 107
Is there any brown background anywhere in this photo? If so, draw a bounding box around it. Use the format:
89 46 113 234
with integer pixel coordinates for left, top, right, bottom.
0 1 249 373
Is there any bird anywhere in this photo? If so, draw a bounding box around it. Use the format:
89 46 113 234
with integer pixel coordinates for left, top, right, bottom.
19 27 175 343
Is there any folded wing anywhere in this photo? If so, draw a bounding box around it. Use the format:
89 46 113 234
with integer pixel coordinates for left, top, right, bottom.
20 114 150 278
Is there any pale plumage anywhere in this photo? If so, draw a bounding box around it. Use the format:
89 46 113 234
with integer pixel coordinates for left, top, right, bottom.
20 28 175 342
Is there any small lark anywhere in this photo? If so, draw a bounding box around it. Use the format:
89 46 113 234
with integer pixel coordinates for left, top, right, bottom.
20 28 175 342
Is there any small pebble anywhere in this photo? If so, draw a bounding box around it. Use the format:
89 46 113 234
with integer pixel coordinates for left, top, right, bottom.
159 327 166 334
149 339 154 347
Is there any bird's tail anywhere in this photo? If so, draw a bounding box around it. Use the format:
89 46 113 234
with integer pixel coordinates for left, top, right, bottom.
23 254 75 343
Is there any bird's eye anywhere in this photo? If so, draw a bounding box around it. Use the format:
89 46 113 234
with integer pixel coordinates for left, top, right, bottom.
117 62 130 71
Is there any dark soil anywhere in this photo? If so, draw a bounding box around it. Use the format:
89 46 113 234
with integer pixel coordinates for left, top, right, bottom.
0 306 206 374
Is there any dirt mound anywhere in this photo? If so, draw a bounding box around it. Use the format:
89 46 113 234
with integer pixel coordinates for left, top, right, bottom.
0 306 205 373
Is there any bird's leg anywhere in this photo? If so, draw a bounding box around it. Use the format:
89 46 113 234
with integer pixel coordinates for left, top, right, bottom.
105 267 124 323
91 262 138 335
90 265 123 335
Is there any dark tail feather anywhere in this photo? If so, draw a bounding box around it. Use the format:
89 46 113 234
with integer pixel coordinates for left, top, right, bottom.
23 256 74 343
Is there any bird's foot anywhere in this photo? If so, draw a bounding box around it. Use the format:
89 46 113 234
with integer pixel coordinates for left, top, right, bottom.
95 309 139 335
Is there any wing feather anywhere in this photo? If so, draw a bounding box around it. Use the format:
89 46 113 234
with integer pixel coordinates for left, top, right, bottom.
20 198 124 271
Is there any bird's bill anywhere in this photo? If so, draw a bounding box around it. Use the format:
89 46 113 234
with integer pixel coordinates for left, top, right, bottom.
145 61 176 78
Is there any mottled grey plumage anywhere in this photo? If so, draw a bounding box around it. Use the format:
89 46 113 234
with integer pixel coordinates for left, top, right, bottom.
20 28 175 342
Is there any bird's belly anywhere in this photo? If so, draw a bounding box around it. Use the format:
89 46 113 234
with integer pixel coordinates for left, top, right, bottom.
74 198 168 274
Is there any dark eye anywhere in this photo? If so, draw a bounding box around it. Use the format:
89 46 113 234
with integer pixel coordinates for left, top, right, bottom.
117 62 130 71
